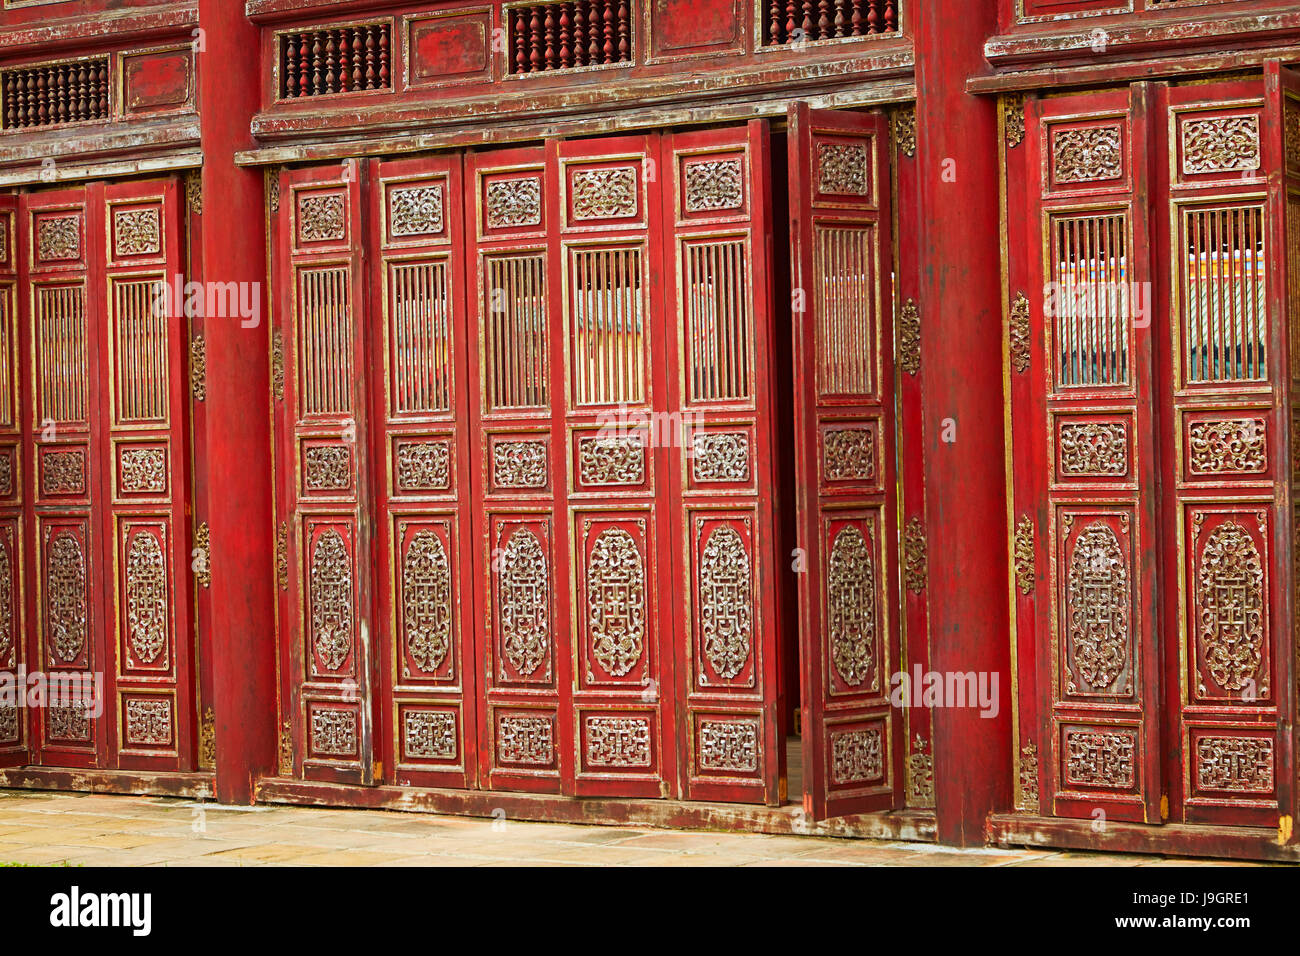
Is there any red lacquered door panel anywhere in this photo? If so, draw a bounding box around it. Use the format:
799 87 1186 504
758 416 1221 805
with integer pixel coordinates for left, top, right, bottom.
0 193 24 768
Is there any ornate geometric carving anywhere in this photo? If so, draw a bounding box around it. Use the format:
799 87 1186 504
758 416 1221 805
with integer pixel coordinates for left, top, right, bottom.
699 526 753 680
120 448 166 493
577 436 644 485
276 522 289 591
402 530 452 675
486 177 542 229
893 106 916 158
1286 100 1300 171
396 441 450 491
304 445 350 491
823 427 873 482
684 159 744 212
907 735 934 807
113 208 161 257
587 528 645 678
499 529 550 678
817 143 869 196
199 708 216 768
46 531 87 664
0 536 9 668
1017 742 1039 811
190 335 206 402
903 516 927 594
42 449 85 495
0 705 16 744
271 329 285 402
698 718 758 773
571 167 638 220
898 298 920 374
828 525 876 687
1003 94 1025 149
585 715 652 768
493 440 547 488
1052 125 1123 184
278 720 293 775
37 216 80 261
497 714 553 765
1188 420 1266 474
1065 728 1136 789
1181 114 1260 176
0 454 11 497
1066 522 1130 693
831 727 883 785
311 708 356 756
691 432 750 483
125 531 168 665
266 167 282 214
1009 292 1031 373
404 710 457 759
125 698 171 746
185 170 203 214
48 703 90 742
1059 422 1128 476
310 530 353 673
1196 736 1273 793
298 194 345 242
1196 521 1264 693
194 521 211 588
390 184 444 237
1013 515 1035 595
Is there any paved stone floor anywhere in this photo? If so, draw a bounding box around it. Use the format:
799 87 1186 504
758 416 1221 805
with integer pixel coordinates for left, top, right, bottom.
0 789 1261 866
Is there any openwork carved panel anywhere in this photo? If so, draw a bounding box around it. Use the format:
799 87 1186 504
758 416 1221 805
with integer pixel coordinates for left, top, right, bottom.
0 705 16 744
1051 125 1123 184
390 184 444 237
585 715 652 768
0 455 10 497
1195 736 1273 793
830 726 883 785
698 718 758 773
486 177 542 229
113 208 161 257
1009 292 1031 374
1188 420 1266 474
907 735 934 807
120 448 166 493
1287 100 1300 172
816 143 870 196
396 441 450 491
46 530 87 664
492 440 547 489
691 431 749 483
1181 115 1260 176
571 167 638 221
1059 421 1128 477
48 703 90 742
823 427 874 481
498 529 550 679
1017 742 1040 811
298 194 346 243
828 525 877 688
42 449 85 495
684 159 744 212
125 531 168 665
1064 728 1136 789
1196 521 1264 694
304 446 350 491
0 535 10 668
402 530 452 676
587 528 645 678
37 216 81 261
497 714 554 765
699 526 753 680
1014 515 1035 595
311 708 357 756
903 517 927 594
124 698 171 746
309 530 353 673
577 436 644 485
403 710 457 760
1065 522 1131 694
898 298 920 374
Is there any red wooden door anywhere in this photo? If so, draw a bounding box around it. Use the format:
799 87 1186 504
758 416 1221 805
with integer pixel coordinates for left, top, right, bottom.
786 104 903 818
0 193 23 768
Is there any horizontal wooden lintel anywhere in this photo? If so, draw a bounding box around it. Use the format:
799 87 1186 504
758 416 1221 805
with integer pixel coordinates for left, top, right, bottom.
0 767 215 799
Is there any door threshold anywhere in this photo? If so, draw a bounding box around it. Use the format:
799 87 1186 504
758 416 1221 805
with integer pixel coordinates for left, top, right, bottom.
257 777 937 841
989 812 1299 863
0 766 215 799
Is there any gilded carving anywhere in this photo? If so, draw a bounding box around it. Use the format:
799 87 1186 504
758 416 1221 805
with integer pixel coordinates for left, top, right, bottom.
1003 94 1025 149
493 440 547 489
1196 521 1264 693
684 159 744 213
1065 729 1136 789
298 194 345 243
396 441 450 491
698 719 758 773
199 708 215 768
1009 293 1031 373
0 537 10 668
497 714 553 765
37 216 80 262
46 531 87 664
278 720 293 775
898 298 920 375
1286 100 1300 172
691 431 749 483
1013 515 1035 595
194 521 210 588
499 529 550 678
817 143 870 196
271 328 285 402
903 516 927 594
310 530 353 673
404 710 457 760
571 167 638 220
125 531 168 665
1181 114 1260 176
907 735 934 807
486 177 542 230
1059 422 1127 476
585 715 652 768
1052 125 1123 184
48 703 90 742
185 170 203 214
276 522 288 591
190 335 206 402
823 427 873 482
120 448 166 493
311 708 356 756
587 528 645 678
125 698 171 746
831 727 883 785
828 525 876 687
390 184 444 237
42 448 85 495
266 166 281 214
577 436 644 485
1188 419 1266 474
1196 736 1273 793
113 208 161 257
1066 522 1130 693
0 454 10 497
0 705 16 743
304 445 350 491
893 106 916 158
403 530 452 675
1017 742 1039 811
699 526 753 680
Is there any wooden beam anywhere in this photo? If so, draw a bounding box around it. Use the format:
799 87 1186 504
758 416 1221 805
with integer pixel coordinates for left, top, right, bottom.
0 768 215 799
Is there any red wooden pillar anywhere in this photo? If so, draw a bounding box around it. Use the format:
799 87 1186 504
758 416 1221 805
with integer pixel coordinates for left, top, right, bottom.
197 1 277 804
913 0 1013 843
